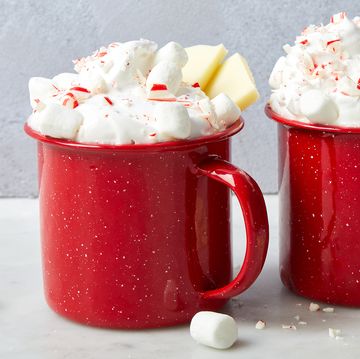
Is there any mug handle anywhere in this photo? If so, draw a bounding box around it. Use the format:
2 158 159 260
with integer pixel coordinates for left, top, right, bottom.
196 157 269 300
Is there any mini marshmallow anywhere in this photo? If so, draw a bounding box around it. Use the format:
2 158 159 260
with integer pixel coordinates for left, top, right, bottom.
190 311 238 350
322 307 335 313
154 42 188 68
211 93 241 128
76 105 129 144
38 103 83 139
146 62 182 95
52 73 79 90
79 71 107 94
29 77 58 108
187 114 213 138
299 89 339 124
154 102 191 139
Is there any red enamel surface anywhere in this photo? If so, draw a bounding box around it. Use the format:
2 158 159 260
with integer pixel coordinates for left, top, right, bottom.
266 104 360 306
25 119 268 328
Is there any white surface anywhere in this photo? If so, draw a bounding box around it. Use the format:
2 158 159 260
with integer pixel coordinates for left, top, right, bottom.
1 195 360 358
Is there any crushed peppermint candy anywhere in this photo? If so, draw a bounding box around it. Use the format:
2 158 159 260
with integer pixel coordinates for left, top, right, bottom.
322 307 335 313
329 328 342 339
255 320 266 330
309 303 320 312
282 324 297 330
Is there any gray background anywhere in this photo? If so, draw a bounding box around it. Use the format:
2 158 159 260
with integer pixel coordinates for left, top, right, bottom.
1 0 358 197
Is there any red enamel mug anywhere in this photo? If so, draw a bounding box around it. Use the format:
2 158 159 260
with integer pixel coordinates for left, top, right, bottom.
25 118 268 328
266 104 360 306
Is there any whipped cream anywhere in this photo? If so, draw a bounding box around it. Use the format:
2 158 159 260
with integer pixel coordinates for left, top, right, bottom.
269 13 360 127
27 39 241 144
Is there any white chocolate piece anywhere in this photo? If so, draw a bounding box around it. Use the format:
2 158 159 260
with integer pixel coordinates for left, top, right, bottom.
146 62 182 94
211 93 241 128
29 77 58 108
190 311 238 350
182 44 228 88
154 102 191 139
52 73 79 90
322 307 335 313
299 89 339 124
38 103 83 140
309 302 320 312
154 42 188 68
206 53 259 111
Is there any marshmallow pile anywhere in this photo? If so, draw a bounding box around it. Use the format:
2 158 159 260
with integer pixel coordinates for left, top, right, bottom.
27 40 241 144
269 13 360 127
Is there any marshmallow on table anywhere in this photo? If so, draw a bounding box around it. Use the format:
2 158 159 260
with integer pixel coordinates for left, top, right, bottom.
29 77 58 108
37 103 83 140
211 93 241 129
299 89 339 125
154 102 191 139
146 61 182 95
154 42 188 68
190 311 238 349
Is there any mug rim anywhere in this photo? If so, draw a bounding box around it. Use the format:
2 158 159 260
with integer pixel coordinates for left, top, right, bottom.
24 118 244 151
265 104 360 134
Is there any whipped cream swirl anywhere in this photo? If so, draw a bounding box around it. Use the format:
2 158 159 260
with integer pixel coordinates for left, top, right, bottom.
269 13 360 127
27 39 241 144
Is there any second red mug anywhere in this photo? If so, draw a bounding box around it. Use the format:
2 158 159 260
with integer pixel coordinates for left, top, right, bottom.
25 118 269 328
266 104 360 306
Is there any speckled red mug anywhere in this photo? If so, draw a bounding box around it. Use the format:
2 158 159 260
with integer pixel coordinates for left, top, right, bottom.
25 119 269 328
266 105 360 306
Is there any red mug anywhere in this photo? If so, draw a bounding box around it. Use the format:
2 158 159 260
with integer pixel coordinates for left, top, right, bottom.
24 118 268 328
266 104 360 306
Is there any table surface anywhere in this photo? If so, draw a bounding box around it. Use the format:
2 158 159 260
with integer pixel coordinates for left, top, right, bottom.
1 195 360 359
